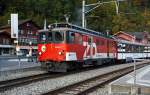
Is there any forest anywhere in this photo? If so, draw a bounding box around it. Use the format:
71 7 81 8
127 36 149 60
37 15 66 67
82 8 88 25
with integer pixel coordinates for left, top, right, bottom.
0 0 150 34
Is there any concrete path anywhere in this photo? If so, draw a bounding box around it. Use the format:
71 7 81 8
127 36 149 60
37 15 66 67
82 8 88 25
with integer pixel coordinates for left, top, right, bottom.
0 56 40 71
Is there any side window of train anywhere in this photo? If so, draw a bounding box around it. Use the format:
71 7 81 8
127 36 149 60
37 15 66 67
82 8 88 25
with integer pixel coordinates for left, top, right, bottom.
117 43 121 49
125 44 130 52
69 32 82 44
69 32 75 43
88 37 92 45
134 45 138 52
77 33 83 44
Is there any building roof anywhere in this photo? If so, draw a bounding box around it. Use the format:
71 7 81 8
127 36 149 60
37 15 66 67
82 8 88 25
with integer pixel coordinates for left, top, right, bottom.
109 64 150 87
0 30 11 35
114 31 134 38
126 32 146 40
0 19 40 29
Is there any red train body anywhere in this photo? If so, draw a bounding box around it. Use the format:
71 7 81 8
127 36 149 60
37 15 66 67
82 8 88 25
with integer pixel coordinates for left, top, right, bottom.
38 23 149 72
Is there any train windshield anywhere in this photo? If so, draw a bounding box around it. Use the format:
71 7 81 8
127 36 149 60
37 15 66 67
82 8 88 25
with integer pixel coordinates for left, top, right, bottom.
54 31 64 42
38 31 64 43
38 32 47 43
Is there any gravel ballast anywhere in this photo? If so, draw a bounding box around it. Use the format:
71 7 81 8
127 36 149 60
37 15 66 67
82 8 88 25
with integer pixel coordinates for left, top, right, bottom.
88 86 109 95
0 61 149 95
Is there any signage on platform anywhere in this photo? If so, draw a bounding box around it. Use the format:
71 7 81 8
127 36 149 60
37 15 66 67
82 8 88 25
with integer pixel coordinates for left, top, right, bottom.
11 14 18 38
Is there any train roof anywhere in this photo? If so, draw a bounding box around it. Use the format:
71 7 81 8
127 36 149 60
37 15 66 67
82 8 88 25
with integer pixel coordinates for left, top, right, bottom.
48 23 114 39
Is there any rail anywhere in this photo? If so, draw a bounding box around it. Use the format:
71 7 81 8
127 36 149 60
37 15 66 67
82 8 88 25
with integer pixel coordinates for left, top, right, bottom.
42 63 148 95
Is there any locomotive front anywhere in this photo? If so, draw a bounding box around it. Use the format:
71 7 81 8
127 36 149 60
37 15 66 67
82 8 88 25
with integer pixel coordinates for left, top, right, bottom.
38 28 68 72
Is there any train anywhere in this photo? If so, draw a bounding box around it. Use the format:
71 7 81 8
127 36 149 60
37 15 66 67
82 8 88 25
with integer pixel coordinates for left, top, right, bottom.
38 23 150 72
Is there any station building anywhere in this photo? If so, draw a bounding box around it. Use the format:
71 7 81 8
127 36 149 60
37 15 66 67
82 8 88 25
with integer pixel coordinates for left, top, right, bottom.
0 19 40 56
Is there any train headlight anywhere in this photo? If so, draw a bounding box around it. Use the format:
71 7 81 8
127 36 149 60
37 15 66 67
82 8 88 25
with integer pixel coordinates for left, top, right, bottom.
58 50 64 55
39 52 42 55
58 51 62 55
41 45 46 52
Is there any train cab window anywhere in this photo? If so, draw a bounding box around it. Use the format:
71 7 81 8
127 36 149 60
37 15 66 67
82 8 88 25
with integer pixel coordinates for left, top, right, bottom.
48 32 52 42
69 32 75 43
54 31 64 42
39 32 46 43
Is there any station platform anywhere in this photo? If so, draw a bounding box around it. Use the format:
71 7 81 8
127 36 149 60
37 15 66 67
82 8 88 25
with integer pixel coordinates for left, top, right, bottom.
108 63 150 95
0 56 40 72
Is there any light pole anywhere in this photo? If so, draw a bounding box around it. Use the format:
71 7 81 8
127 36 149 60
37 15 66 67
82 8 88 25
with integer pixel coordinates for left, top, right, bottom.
132 58 137 95
82 0 85 28
82 0 124 28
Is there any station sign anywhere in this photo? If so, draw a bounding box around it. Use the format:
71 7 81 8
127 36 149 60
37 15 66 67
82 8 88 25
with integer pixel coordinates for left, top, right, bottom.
11 14 18 38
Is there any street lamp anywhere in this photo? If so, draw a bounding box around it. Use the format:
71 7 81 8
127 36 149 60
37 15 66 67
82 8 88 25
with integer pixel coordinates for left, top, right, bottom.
82 0 124 28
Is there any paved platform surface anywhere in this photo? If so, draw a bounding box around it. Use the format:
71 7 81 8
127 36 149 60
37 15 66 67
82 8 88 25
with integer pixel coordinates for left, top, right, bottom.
0 56 40 72
109 62 150 94
110 64 150 87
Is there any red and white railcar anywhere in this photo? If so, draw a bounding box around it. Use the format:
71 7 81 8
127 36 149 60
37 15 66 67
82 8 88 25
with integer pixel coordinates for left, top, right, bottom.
117 39 150 62
38 23 117 72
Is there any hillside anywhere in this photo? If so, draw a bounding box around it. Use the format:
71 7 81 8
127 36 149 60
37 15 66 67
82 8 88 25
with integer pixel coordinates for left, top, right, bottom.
0 0 150 34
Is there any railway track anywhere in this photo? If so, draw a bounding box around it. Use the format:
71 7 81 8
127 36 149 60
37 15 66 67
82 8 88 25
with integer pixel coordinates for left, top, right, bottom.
0 73 60 92
43 63 148 95
0 64 107 92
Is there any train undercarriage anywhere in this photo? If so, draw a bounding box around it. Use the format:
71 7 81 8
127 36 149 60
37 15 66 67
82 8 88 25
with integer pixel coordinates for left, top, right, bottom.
40 58 116 72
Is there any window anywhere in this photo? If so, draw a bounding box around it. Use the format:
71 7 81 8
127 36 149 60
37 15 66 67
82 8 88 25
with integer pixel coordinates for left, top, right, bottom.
38 31 65 43
6 39 9 44
42 34 46 41
39 32 46 43
68 32 82 44
48 32 52 42
19 30 24 35
3 48 9 54
2 39 10 45
69 32 75 43
125 44 131 52
27 30 32 35
54 31 64 42
78 34 83 44
36 32 38 36
74 33 82 44
2 39 5 44
88 37 92 44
